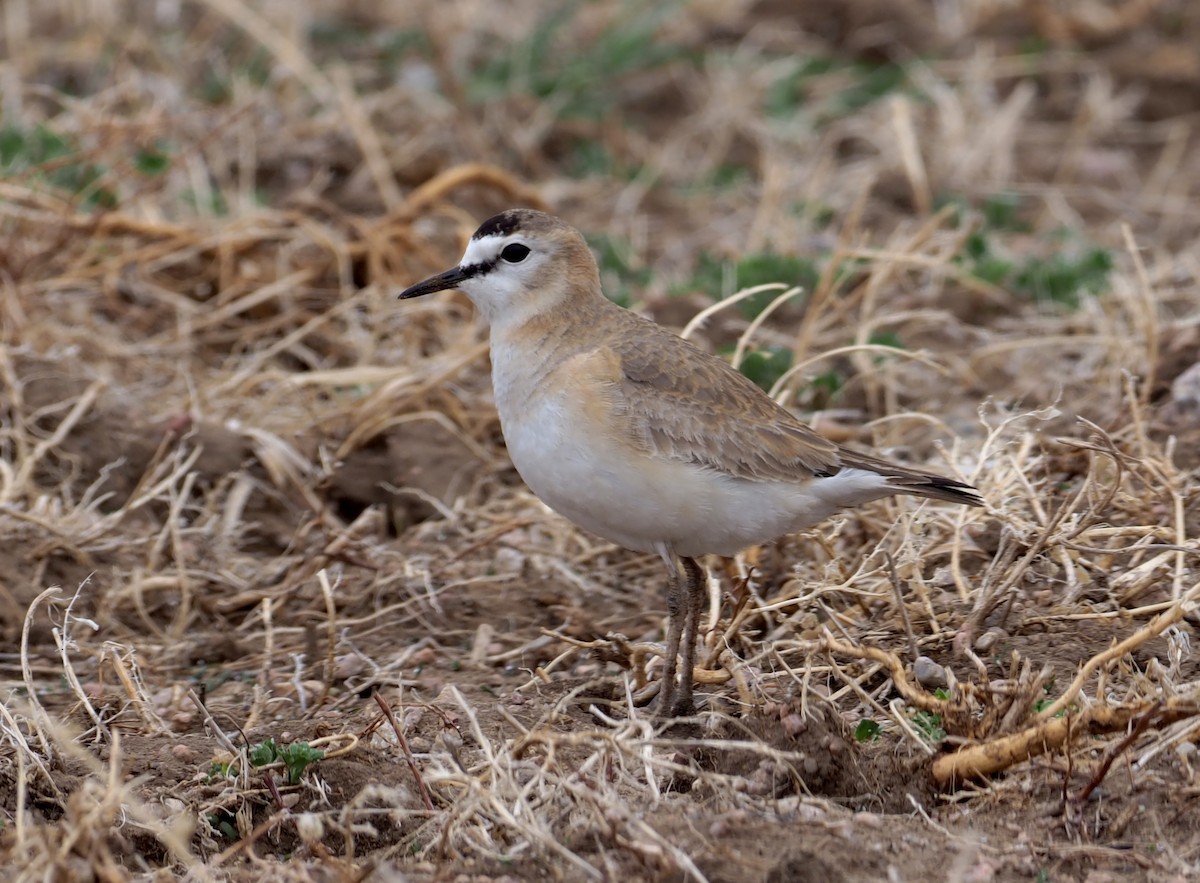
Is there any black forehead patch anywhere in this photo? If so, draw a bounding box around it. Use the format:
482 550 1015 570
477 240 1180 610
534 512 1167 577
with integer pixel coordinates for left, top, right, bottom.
472 211 522 241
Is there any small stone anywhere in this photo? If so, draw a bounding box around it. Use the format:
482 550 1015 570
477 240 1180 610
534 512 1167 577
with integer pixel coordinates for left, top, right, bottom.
974 628 1008 654
929 566 956 588
171 744 196 763
440 725 464 753
708 809 747 838
914 656 948 689
411 647 437 666
781 714 807 737
1170 361 1200 411
494 547 525 572
170 711 194 728
333 654 367 680
295 812 325 843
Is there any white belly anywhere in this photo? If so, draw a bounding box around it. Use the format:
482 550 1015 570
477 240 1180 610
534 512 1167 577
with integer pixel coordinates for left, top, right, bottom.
497 389 892 559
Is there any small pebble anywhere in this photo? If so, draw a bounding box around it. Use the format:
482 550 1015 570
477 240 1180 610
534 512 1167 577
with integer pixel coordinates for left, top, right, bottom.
781 713 807 737
170 712 194 728
708 810 747 837
914 656 948 689
294 812 325 844
440 726 464 753
974 627 1008 654
333 653 366 680
1170 361 1200 411
410 647 437 666
171 744 196 763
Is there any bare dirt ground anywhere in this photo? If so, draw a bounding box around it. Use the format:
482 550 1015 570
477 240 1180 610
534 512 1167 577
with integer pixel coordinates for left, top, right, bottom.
2 1 1200 880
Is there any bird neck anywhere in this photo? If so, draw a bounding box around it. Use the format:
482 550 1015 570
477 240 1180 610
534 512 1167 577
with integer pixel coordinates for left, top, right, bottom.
487 292 620 406
488 284 615 347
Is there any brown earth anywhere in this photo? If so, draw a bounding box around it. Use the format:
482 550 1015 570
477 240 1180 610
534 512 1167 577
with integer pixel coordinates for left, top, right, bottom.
2 1 1200 881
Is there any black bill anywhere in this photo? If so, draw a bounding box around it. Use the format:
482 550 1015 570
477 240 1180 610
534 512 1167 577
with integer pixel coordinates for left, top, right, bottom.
398 264 479 299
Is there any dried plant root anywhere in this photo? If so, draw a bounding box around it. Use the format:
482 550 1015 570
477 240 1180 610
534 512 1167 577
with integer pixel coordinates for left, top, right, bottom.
932 697 1200 787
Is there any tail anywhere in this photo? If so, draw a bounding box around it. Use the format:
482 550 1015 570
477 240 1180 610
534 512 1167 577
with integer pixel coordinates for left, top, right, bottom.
838 448 984 508
882 471 984 507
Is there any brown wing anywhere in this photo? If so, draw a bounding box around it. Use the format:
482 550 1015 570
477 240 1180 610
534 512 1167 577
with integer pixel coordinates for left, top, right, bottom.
604 313 840 482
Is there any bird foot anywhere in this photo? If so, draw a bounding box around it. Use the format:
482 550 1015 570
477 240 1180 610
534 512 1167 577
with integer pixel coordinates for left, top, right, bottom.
651 684 697 719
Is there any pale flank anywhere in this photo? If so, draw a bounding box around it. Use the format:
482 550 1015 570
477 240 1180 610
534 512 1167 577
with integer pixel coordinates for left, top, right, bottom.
400 208 984 716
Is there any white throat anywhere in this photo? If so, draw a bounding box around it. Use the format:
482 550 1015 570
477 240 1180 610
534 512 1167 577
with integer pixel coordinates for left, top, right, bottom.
455 234 558 331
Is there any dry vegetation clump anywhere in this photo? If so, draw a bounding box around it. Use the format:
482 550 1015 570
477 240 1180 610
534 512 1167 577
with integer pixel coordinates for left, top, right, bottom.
2 0 1200 880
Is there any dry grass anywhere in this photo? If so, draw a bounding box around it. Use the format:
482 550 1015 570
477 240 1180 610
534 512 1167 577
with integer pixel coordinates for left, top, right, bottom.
2 0 1200 880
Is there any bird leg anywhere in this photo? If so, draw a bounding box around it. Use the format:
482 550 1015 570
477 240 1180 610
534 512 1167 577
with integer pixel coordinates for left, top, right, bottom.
658 556 685 716
671 557 706 716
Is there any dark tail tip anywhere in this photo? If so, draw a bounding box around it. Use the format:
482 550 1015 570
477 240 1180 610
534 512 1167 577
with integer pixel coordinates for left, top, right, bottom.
901 475 985 508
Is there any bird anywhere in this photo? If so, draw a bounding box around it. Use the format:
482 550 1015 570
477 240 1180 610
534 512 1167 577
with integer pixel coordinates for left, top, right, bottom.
399 208 984 716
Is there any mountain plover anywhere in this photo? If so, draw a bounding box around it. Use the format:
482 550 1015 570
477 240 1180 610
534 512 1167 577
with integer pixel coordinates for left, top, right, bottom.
400 208 983 715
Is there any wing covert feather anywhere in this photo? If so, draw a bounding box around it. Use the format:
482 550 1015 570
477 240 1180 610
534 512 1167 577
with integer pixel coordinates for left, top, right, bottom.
606 322 840 482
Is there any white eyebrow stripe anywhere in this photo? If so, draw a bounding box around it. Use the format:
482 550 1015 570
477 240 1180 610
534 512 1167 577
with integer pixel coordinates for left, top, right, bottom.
461 235 506 268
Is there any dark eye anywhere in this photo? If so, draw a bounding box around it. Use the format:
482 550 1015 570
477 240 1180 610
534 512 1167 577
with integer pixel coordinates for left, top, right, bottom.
500 243 530 263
